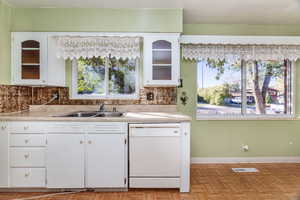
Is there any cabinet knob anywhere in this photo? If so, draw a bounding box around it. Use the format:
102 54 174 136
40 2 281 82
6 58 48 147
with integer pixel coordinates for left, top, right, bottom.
42 80 46 83
24 173 30 178
88 141 92 144
80 141 84 144
24 154 30 159
25 139 29 144
24 126 29 130
174 130 178 134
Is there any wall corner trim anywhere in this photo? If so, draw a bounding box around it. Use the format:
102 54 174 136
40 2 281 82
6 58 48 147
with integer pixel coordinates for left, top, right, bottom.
191 157 300 164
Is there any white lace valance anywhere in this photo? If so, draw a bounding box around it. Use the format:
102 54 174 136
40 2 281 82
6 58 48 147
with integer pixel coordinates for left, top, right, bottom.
182 44 300 62
55 36 141 60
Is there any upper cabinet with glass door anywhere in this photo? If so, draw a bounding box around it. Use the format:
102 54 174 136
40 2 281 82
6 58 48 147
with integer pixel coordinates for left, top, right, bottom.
143 35 180 86
12 32 47 85
11 32 65 86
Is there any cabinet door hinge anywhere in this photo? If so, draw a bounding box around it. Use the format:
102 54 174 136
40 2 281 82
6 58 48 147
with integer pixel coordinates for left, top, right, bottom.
124 178 127 185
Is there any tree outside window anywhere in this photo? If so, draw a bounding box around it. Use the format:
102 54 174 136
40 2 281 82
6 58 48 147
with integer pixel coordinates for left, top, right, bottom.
197 59 292 118
74 56 138 99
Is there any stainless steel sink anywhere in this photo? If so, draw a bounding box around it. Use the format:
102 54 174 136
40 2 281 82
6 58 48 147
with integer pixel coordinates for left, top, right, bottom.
54 111 124 118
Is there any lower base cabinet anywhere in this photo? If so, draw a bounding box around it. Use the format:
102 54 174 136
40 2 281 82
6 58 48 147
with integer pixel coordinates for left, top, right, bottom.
45 122 128 189
46 133 127 189
86 134 127 188
0 123 8 188
46 134 85 188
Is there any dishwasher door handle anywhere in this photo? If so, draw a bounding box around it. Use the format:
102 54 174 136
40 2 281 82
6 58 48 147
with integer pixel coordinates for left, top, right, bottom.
129 127 181 137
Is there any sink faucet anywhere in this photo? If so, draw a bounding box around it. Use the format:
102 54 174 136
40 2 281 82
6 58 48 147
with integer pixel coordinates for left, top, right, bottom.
99 104 105 112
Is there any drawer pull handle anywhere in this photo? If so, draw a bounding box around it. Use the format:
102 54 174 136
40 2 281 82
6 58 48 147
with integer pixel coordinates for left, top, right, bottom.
25 139 29 144
24 173 30 178
24 126 29 130
174 131 178 134
24 154 30 159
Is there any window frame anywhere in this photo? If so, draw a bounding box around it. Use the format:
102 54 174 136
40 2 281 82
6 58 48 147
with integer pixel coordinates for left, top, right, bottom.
196 60 296 120
71 57 140 100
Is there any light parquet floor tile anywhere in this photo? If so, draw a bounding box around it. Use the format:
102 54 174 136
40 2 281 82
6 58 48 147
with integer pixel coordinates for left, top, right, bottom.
1 163 300 200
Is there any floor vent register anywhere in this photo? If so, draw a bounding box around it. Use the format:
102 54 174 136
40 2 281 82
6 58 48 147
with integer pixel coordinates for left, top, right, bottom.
232 168 259 173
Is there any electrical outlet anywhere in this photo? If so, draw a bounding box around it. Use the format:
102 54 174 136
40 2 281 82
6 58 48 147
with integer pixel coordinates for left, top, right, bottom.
241 144 249 152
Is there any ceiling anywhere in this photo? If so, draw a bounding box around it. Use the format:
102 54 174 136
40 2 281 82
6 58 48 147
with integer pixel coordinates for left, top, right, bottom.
6 0 300 24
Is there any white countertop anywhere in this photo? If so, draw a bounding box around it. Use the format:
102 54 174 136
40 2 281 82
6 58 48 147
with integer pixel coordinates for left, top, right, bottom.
0 111 191 123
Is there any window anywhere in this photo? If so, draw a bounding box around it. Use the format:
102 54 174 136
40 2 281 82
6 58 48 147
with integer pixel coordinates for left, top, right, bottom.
72 57 139 99
197 59 293 119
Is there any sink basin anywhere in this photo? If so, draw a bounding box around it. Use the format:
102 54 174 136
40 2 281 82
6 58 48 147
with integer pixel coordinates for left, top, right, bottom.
55 111 124 118
98 112 124 117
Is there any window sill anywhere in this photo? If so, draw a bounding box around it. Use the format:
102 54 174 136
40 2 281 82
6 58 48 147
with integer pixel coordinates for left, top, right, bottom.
70 94 140 100
196 115 296 121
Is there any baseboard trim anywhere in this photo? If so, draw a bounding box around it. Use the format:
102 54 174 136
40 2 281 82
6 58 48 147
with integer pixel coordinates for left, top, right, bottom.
191 157 300 164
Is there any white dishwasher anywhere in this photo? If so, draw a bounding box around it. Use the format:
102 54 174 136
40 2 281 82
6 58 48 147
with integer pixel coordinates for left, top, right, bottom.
129 123 181 188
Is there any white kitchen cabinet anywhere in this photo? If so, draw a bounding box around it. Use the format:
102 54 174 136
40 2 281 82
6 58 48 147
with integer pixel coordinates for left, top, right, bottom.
143 35 180 86
46 134 85 188
86 134 127 188
11 32 65 86
0 123 9 187
10 168 46 188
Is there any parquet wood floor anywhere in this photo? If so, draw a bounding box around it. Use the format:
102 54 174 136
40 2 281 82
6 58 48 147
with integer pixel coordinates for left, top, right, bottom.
1 163 300 200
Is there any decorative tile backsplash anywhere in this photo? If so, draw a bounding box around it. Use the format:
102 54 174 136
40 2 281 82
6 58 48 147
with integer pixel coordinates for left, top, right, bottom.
0 85 177 113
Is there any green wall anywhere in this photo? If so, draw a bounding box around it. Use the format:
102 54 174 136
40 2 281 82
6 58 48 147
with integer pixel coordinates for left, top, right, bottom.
0 0 12 85
178 24 300 157
11 8 183 32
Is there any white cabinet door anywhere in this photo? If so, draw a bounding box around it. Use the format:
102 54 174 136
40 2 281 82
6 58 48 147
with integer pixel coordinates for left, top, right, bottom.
47 34 65 87
143 35 180 87
12 32 48 85
0 123 8 187
11 32 66 86
86 134 127 188
46 134 85 188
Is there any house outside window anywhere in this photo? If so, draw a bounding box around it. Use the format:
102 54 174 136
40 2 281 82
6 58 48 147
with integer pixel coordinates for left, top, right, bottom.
197 59 293 119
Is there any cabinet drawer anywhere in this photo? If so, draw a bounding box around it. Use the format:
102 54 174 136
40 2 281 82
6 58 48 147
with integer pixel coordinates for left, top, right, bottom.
10 148 45 167
10 134 46 147
10 168 45 188
10 122 45 133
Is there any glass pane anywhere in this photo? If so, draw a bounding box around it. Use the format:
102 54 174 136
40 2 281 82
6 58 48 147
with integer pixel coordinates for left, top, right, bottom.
21 40 40 80
152 40 171 49
22 66 40 79
109 58 136 95
246 60 290 115
22 50 40 64
22 40 40 48
153 65 172 80
152 51 171 64
77 57 105 95
197 59 242 116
